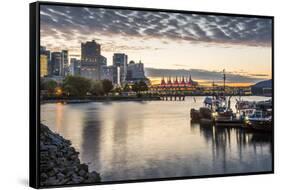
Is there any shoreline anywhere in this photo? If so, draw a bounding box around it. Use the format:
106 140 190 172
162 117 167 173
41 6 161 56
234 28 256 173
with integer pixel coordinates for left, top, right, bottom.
40 124 101 186
41 96 162 104
41 95 269 104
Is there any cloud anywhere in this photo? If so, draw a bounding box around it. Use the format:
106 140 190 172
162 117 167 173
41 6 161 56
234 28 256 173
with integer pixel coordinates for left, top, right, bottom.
40 5 272 49
145 68 269 83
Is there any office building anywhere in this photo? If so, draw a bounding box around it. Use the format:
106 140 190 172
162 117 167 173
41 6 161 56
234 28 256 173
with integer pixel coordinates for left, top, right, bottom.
61 50 69 76
126 60 145 80
51 52 62 76
40 55 48 77
80 40 102 80
113 53 128 84
69 58 81 76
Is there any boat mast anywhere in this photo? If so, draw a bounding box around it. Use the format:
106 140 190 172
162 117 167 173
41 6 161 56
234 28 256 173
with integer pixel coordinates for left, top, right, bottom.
223 69 226 94
223 69 228 108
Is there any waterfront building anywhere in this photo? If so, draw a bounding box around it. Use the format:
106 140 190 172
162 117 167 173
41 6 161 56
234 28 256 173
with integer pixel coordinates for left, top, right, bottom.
40 46 51 60
80 40 104 80
98 55 108 80
101 65 114 82
126 60 148 84
69 58 81 76
40 46 51 75
81 40 101 62
80 62 99 79
113 53 128 84
149 75 198 95
99 55 107 67
61 50 69 76
51 52 62 76
159 75 198 88
40 54 48 77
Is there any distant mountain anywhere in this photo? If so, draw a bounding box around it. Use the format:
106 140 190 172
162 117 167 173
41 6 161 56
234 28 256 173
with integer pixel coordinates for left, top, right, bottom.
251 79 272 95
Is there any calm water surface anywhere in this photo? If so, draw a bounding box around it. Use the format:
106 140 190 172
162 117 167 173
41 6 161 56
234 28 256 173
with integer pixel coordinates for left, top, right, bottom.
41 96 272 182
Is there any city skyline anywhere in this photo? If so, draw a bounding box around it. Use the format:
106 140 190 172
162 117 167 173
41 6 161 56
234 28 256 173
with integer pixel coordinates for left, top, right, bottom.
40 5 272 85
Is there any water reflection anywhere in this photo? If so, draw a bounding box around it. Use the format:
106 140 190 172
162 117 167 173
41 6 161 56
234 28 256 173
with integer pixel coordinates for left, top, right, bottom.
41 97 272 182
80 110 102 170
191 122 272 174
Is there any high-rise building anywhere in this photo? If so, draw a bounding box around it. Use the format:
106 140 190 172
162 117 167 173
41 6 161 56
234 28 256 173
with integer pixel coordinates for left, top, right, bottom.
113 53 128 84
101 65 114 82
80 40 103 80
69 58 81 76
51 52 62 76
126 60 145 80
40 55 48 77
99 55 107 67
61 50 69 76
81 40 101 62
40 46 47 53
40 46 51 75
40 46 50 59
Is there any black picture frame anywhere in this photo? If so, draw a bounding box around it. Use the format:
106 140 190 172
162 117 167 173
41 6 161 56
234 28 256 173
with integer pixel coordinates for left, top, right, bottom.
30 1 274 188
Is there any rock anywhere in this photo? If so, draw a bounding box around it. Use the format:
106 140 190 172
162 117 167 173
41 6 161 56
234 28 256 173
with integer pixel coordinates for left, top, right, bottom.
39 124 101 187
78 169 86 176
80 164 88 171
71 176 84 184
57 172 65 180
88 171 101 181
40 173 48 180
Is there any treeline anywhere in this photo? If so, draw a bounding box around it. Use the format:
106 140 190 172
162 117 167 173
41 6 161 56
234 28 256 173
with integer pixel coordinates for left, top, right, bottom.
41 76 149 97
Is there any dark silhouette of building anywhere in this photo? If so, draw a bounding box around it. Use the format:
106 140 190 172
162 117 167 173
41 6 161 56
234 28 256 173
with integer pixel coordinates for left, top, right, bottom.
61 50 69 76
126 60 146 81
80 40 103 80
51 52 62 76
69 58 81 76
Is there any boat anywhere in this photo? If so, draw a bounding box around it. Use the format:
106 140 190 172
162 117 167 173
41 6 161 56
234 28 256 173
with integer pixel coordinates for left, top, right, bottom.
235 100 256 110
255 99 272 110
190 107 213 123
236 98 272 113
214 117 244 127
212 96 245 127
213 106 244 127
245 110 272 132
200 118 213 126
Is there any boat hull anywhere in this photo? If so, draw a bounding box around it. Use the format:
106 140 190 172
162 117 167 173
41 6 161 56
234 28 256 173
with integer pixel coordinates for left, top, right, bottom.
215 119 244 127
246 120 272 132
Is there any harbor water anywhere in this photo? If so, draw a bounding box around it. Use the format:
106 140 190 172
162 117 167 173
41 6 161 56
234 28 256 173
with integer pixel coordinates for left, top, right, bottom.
41 96 272 182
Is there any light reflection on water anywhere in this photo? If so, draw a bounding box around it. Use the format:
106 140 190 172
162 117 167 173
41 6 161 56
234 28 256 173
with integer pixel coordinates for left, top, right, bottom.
41 96 272 182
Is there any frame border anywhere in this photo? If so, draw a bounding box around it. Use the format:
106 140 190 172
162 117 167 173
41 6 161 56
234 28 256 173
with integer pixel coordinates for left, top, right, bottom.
30 1 274 189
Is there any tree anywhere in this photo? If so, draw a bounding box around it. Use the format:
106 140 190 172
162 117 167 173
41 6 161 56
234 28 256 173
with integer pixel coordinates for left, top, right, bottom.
42 80 58 95
138 80 148 91
113 87 122 94
123 83 131 92
62 76 91 96
102 79 113 95
90 80 104 96
131 82 140 93
132 80 148 93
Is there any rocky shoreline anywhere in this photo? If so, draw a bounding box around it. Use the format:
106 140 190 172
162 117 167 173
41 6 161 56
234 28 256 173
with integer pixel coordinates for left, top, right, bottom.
40 124 101 186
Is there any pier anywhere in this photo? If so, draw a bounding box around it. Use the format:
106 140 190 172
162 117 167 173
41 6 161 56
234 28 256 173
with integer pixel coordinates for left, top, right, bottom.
160 94 186 101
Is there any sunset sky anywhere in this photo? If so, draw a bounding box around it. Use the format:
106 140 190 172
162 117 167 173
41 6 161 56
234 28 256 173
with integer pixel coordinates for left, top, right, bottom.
40 5 272 86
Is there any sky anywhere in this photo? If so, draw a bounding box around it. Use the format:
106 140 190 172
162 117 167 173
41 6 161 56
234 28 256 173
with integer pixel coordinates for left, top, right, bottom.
40 5 272 86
